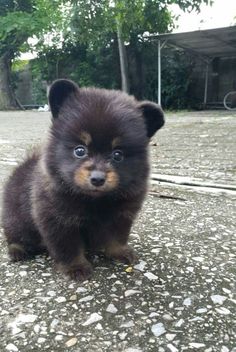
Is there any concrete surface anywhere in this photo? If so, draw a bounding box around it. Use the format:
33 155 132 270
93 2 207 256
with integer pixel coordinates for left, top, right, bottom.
0 110 235 352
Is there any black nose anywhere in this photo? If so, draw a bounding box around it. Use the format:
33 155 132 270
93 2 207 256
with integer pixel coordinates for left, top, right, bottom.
90 171 106 187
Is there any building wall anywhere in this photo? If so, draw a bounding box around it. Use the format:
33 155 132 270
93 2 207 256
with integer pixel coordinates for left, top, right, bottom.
189 56 236 105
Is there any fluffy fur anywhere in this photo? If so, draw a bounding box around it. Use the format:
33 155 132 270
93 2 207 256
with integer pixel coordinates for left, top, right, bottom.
2 79 164 280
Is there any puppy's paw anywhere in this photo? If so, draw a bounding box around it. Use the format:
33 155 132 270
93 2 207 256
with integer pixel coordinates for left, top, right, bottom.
59 260 93 281
67 263 93 281
106 244 138 265
8 243 29 262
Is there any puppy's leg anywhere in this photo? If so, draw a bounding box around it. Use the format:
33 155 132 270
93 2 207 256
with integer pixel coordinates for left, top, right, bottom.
5 228 46 262
105 240 138 264
104 217 138 264
40 223 93 281
58 250 93 281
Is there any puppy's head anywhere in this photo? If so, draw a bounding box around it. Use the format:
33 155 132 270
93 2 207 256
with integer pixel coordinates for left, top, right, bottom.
47 79 164 198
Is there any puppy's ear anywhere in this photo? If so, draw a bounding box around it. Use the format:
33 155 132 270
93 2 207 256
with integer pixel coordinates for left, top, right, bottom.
138 101 165 138
48 79 79 118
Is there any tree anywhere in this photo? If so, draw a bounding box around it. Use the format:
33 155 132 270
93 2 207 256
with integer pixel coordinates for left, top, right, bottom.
0 0 62 110
68 0 212 94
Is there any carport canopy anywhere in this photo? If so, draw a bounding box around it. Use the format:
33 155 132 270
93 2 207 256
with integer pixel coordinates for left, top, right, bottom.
150 26 236 106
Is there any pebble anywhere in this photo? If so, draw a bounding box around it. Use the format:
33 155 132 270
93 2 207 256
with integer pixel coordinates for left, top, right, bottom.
151 322 166 337
79 295 94 302
82 313 103 326
196 308 207 314
55 296 66 303
167 344 178 352
166 334 176 341
134 261 147 271
6 344 18 352
144 272 158 280
183 297 192 306
120 321 135 328
124 290 141 297
189 342 205 348
215 307 231 315
106 304 118 314
175 319 184 327
65 337 77 347
211 295 227 305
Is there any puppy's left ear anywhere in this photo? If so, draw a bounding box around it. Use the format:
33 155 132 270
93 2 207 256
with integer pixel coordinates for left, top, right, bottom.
138 101 165 138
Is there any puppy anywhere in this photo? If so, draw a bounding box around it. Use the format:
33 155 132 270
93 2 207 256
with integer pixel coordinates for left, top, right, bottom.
2 79 164 281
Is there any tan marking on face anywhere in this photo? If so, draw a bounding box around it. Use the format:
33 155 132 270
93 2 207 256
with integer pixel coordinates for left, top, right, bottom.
74 167 90 187
106 170 119 189
112 137 121 149
79 131 92 146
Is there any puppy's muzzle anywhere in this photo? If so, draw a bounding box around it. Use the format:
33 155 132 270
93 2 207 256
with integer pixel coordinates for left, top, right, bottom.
90 170 106 187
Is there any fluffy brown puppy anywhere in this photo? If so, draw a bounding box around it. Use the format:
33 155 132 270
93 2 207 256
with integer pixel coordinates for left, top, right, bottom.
2 79 164 281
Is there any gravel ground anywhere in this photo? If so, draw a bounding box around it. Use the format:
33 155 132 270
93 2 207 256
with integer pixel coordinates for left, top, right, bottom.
0 110 235 352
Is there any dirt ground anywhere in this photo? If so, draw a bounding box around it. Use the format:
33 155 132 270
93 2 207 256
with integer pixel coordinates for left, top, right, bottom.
0 110 235 352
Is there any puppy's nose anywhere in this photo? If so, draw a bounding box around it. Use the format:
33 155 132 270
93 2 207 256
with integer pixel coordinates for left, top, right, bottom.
90 171 106 187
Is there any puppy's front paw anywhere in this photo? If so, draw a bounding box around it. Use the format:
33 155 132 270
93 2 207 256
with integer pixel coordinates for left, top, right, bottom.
59 258 93 281
106 243 138 265
66 263 93 281
8 243 29 262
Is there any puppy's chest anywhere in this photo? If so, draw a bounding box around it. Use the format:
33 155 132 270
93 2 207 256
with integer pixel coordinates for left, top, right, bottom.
58 199 118 226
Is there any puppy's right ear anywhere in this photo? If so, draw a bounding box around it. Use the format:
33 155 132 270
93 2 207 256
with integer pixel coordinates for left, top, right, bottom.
48 79 79 118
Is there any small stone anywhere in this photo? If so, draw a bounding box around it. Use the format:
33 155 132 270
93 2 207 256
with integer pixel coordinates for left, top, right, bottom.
163 314 174 321
119 332 128 340
189 342 205 348
183 297 192 306
65 337 77 347
76 287 87 293
6 344 18 352
55 296 66 303
166 334 176 341
69 295 77 301
144 272 158 280
120 321 135 328
196 308 207 314
192 256 204 262
79 295 94 303
215 307 230 315
125 266 133 273
106 304 118 314
175 319 184 327
37 338 46 344
211 295 227 305
151 322 166 337
82 313 103 326
134 261 147 271
95 323 103 330
167 344 178 352
19 271 27 277
124 290 141 297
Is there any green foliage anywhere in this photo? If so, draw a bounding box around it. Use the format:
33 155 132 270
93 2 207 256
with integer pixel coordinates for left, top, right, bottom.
0 0 63 57
0 0 213 108
12 59 29 72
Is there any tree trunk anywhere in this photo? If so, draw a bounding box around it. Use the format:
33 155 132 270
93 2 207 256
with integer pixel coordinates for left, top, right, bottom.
129 37 144 100
116 20 130 93
0 52 19 110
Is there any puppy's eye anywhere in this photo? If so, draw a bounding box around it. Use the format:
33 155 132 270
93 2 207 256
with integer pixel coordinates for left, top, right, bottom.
112 149 124 162
74 145 88 158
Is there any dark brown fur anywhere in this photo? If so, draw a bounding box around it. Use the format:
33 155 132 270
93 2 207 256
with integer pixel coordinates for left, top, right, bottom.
1 79 164 281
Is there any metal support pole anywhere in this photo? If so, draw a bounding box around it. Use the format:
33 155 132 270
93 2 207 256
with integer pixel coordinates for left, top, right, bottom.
158 40 161 106
204 61 209 106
